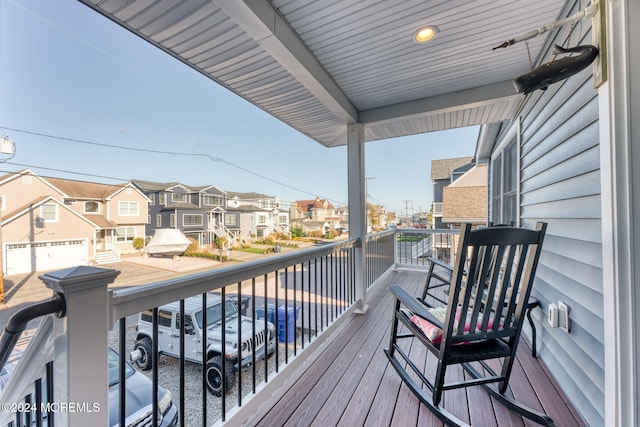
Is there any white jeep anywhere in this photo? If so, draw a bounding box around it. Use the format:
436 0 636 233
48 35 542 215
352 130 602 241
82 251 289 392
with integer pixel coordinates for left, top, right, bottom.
132 293 276 396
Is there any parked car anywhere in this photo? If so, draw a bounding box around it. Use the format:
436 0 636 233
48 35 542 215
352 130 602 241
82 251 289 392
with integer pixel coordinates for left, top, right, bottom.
108 346 178 427
132 293 276 396
0 341 178 427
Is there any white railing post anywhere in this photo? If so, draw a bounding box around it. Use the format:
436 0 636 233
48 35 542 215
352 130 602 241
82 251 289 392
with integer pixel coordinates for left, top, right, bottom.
40 266 120 427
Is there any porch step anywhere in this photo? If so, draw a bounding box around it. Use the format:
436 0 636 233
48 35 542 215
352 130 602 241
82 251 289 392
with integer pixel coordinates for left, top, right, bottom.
95 251 121 265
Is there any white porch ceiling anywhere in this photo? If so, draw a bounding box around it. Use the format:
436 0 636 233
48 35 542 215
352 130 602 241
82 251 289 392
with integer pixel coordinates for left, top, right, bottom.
77 0 566 147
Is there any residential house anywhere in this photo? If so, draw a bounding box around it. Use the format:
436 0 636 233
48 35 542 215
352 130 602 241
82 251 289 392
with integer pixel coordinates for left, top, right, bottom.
226 192 288 239
0 170 148 274
132 180 233 248
290 197 342 231
441 163 488 227
430 156 474 228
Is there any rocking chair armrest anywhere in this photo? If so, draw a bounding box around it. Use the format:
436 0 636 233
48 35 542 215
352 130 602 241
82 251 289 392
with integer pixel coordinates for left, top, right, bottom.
389 285 445 328
426 257 453 272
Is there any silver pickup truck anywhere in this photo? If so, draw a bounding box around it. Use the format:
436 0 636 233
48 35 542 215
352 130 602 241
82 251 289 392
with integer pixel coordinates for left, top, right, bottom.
132 293 276 396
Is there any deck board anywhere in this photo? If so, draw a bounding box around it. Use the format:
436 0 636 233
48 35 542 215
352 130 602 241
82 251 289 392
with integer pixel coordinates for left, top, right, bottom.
247 270 586 427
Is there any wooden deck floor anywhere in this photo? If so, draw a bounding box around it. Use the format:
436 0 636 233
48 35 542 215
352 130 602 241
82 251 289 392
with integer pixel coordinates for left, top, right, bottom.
244 269 586 426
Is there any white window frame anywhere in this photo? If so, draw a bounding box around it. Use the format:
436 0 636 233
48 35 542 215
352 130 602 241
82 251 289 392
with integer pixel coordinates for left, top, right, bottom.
41 203 58 222
172 193 187 203
183 214 202 226
84 201 100 214
202 194 222 206
159 193 166 205
257 215 267 224
490 120 520 226
148 193 155 205
116 226 136 242
118 201 140 216
156 214 162 227
170 214 175 227
225 215 236 226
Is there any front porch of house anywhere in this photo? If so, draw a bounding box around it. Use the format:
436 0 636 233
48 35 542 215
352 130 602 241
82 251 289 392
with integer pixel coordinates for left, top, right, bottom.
0 229 585 426
242 268 584 427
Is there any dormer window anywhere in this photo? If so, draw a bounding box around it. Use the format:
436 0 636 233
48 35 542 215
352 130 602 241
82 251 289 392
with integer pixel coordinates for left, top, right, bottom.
84 201 100 213
172 193 187 203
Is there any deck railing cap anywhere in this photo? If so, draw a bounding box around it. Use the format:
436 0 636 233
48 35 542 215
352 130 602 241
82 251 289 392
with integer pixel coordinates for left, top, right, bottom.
40 265 120 294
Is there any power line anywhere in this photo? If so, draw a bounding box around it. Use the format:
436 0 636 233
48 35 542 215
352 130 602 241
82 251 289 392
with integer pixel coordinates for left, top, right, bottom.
0 126 347 206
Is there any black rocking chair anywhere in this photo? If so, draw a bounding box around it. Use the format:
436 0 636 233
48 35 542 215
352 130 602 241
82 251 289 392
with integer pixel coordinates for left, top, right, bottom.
384 222 553 426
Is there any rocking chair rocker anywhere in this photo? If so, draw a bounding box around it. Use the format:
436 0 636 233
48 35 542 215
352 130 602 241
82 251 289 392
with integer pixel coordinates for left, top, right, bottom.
384 222 552 426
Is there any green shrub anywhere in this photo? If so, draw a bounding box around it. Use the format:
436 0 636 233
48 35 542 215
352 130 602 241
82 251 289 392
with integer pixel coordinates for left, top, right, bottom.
133 237 145 252
290 227 305 238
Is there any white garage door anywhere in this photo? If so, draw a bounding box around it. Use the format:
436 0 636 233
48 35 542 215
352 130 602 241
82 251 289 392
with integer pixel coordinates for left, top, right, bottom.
5 239 88 275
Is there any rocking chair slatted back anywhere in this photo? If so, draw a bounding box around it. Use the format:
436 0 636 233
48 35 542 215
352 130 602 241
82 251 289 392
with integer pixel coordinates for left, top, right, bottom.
385 222 551 426
446 226 542 345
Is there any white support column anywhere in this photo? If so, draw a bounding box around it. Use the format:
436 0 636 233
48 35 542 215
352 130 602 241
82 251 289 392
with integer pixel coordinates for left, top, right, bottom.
40 266 120 427
347 123 368 313
600 1 639 426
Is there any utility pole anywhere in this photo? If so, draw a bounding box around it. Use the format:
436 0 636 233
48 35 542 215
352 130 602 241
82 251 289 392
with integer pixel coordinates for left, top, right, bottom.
0 133 16 304
403 200 411 226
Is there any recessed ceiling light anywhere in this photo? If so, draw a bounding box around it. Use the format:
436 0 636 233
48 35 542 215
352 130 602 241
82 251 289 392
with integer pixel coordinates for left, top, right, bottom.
413 25 439 43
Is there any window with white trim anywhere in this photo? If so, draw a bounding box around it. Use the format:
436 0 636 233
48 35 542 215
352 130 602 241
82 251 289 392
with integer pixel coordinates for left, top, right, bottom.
116 227 135 242
156 214 162 227
225 215 236 225
159 193 166 205
148 193 155 205
119 201 139 216
183 214 202 226
172 193 187 203
170 214 175 227
491 125 519 226
202 194 223 206
84 201 100 213
41 203 58 222
257 215 267 224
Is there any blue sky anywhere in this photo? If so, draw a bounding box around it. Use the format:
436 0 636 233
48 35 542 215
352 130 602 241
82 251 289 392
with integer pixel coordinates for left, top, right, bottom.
0 0 478 214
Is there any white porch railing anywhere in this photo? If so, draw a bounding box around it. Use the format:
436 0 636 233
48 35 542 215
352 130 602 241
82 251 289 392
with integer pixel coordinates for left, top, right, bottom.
0 230 450 426
395 228 459 268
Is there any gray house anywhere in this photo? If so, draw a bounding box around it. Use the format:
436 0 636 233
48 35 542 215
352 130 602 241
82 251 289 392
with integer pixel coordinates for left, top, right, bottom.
132 180 234 247
475 3 606 422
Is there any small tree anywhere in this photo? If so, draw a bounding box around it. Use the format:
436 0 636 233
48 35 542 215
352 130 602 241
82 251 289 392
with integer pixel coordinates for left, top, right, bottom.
215 236 229 262
133 237 145 255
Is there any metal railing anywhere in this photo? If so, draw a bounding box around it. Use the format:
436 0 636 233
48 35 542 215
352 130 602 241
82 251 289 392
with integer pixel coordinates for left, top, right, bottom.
0 229 456 426
395 228 458 268
365 230 395 289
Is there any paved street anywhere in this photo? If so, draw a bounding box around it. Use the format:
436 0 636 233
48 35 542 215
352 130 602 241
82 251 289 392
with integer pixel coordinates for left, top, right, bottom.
0 244 308 328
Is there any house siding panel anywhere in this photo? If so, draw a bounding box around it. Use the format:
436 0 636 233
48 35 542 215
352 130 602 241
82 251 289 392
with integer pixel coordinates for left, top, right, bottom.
490 2 603 424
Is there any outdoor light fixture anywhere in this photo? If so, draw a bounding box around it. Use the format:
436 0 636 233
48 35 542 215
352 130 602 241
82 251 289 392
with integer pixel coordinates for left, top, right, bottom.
413 25 439 43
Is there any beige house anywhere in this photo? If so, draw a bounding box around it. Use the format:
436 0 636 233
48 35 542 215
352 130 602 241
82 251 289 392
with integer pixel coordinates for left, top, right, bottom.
0 170 149 275
441 164 488 226
290 197 342 230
